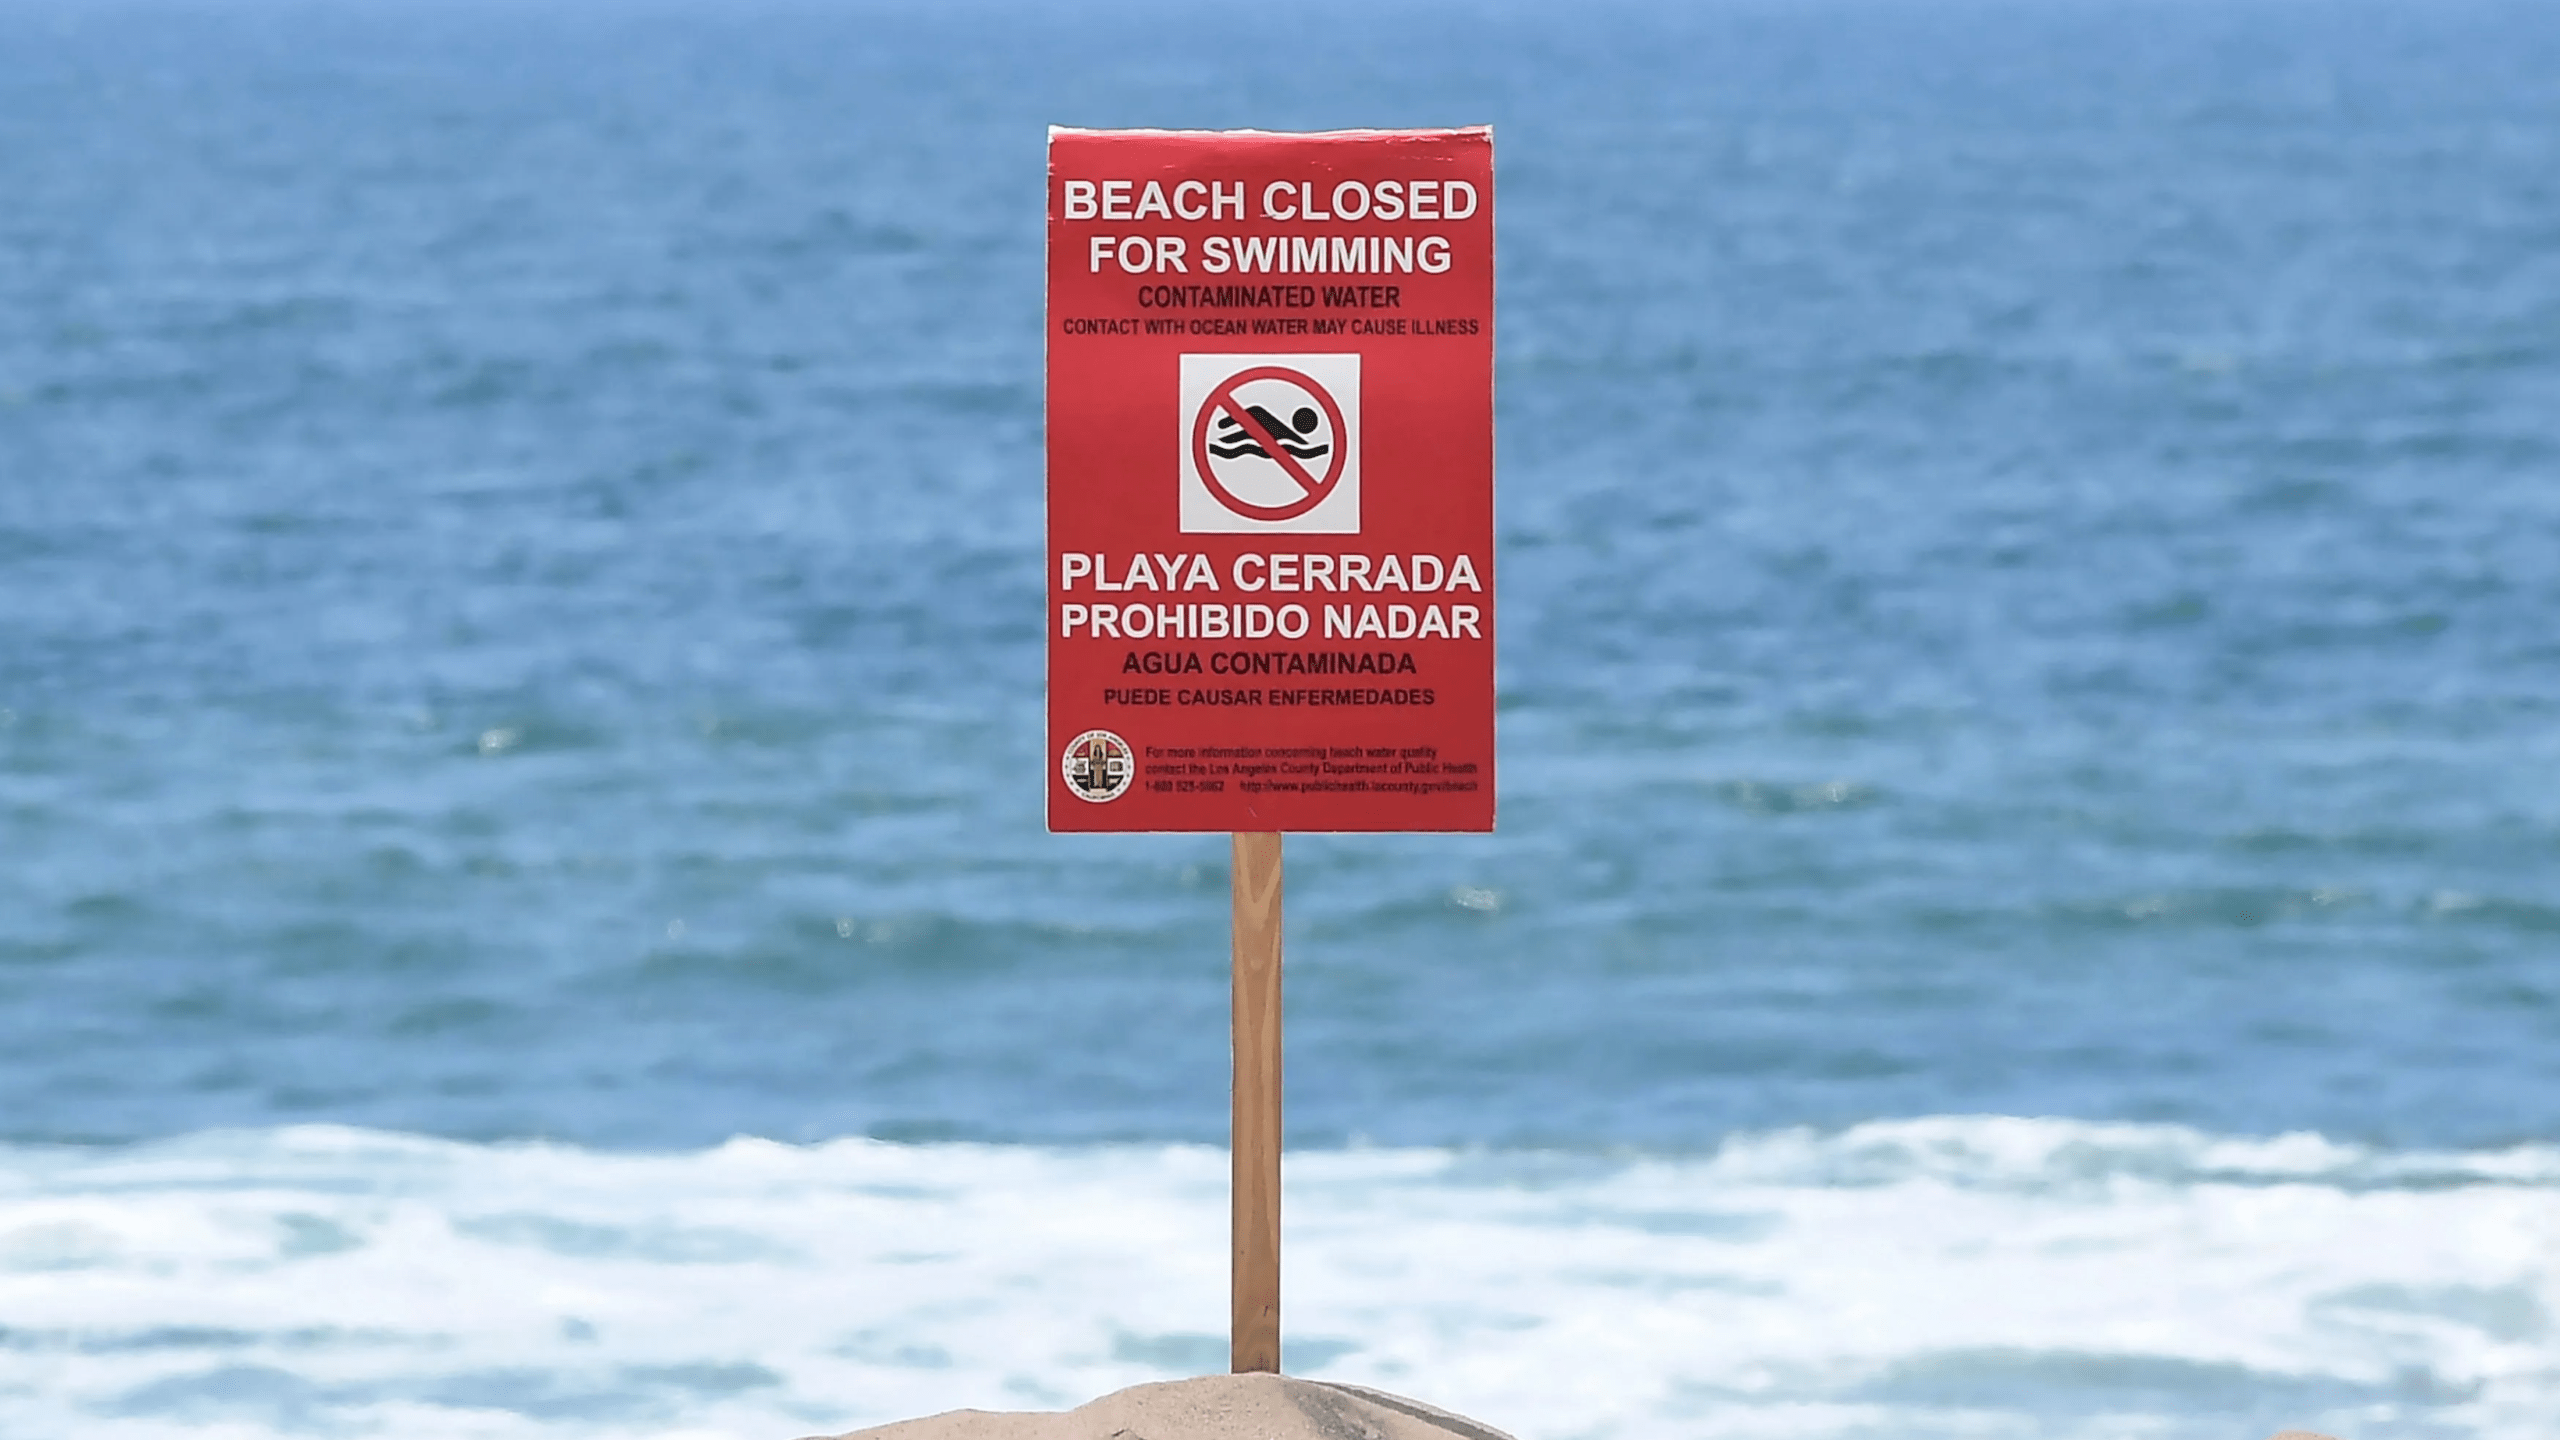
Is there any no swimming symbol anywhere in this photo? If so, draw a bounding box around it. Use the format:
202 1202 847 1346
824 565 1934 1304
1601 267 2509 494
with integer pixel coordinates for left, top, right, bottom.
1190 365 1350 523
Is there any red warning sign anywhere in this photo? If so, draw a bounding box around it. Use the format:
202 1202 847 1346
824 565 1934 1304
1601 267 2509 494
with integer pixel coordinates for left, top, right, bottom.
1047 127 1495 832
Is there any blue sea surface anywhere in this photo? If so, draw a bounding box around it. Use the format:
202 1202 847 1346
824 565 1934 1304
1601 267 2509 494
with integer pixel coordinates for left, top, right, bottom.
1 2 2557 1437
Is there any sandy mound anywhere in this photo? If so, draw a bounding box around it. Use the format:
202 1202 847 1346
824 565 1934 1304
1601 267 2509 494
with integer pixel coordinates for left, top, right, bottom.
804 1374 1517 1440
806 1377 2340 1440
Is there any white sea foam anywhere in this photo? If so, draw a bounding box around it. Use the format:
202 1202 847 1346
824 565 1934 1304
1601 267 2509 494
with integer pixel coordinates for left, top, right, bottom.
1 1119 2553 1440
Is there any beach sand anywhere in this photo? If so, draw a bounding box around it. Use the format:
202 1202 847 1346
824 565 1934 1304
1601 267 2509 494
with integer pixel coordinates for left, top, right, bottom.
806 1377 2338 1440
803 1375 1517 1440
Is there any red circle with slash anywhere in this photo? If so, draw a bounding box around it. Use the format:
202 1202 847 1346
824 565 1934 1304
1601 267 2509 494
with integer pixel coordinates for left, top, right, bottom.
1190 365 1349 522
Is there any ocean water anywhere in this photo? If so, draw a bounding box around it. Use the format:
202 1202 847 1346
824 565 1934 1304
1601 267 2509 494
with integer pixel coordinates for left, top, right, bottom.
2 0 2557 1436
4 1122 2556 1440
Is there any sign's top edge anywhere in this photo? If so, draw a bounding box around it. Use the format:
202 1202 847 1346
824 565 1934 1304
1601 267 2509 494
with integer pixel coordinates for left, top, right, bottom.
1047 125 1491 141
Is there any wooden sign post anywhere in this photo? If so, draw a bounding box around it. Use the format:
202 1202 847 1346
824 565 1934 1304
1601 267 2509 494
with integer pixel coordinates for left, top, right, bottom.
1229 831 1283 1373
1045 127 1496 1374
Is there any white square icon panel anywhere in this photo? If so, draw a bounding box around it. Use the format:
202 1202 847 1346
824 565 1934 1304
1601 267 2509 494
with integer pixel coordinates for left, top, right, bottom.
1178 352 1360 534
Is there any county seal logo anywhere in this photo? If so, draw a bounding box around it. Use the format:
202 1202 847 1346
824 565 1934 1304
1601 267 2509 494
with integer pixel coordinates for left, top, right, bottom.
1061 729 1135 803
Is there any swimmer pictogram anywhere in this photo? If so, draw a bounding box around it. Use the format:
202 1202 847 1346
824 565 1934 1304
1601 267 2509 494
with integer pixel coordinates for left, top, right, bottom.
1209 402 1328 464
